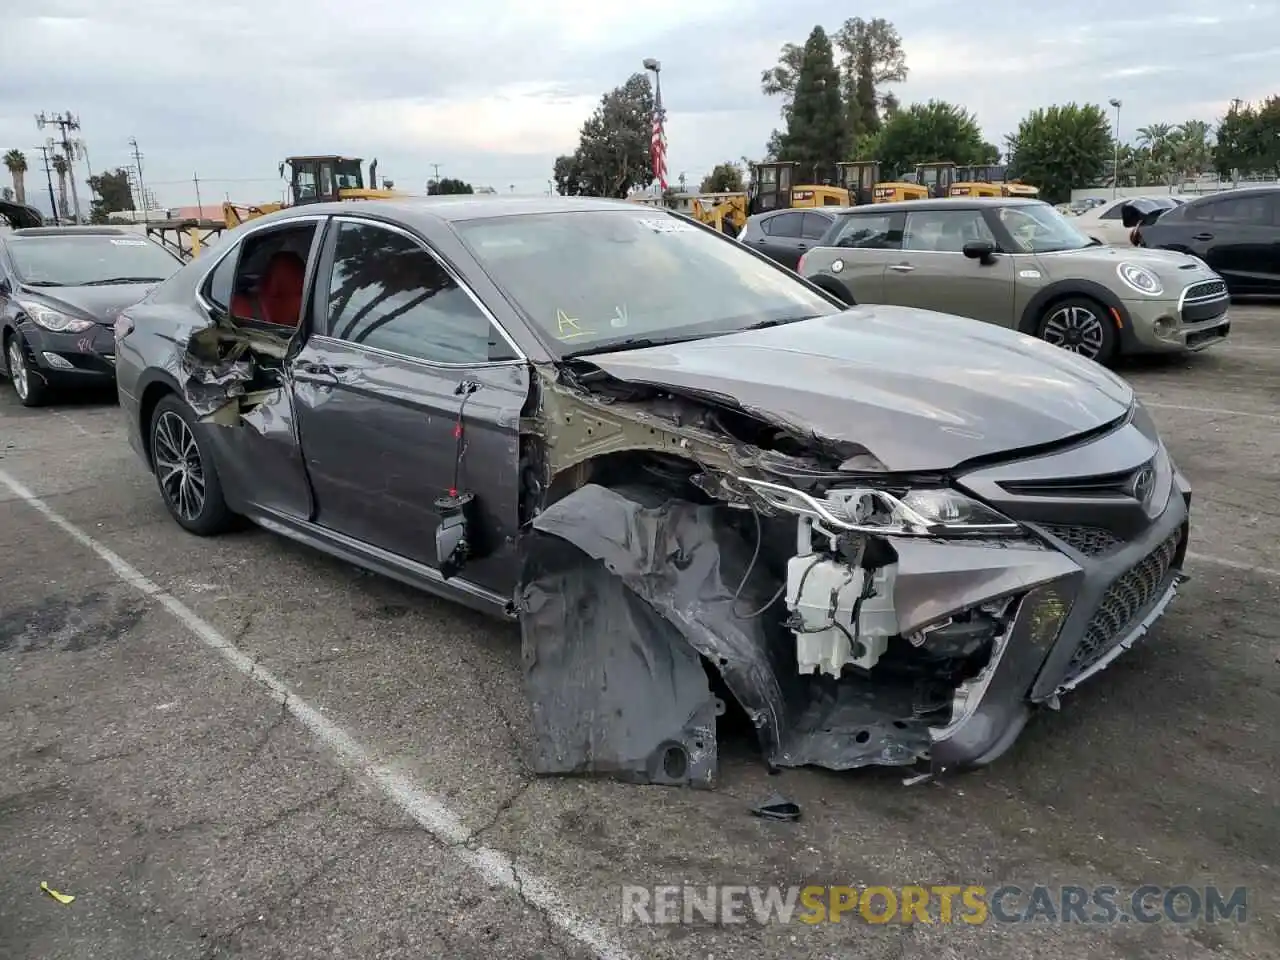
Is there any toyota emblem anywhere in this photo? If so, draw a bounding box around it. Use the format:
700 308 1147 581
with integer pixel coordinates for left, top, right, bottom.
1129 466 1155 503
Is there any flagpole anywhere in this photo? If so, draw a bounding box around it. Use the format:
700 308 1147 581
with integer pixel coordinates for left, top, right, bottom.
643 58 666 194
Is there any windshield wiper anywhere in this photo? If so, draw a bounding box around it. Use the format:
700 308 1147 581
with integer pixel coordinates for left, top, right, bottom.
22 280 64 287
564 333 709 359
738 315 820 331
79 276 168 286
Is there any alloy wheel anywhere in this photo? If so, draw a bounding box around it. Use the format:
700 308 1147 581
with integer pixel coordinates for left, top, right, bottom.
1042 306 1105 359
8 339 30 401
153 410 206 522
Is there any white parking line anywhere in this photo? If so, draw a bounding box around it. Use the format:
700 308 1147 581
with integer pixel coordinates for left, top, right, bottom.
1140 401 1280 422
0 467 631 960
1186 551 1280 580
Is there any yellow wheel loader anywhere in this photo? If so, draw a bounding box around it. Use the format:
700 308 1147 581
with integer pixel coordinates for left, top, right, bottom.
222 155 399 229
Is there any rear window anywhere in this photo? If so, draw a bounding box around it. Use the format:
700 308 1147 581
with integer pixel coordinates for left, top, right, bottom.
8 235 182 286
454 210 839 356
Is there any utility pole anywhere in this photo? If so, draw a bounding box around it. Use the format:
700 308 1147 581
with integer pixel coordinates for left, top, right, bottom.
128 137 149 223
431 163 441 180
193 172 204 218
36 111 84 222
36 145 60 225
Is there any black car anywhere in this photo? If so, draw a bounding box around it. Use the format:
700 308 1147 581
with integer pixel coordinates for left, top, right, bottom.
1 226 184 406
1134 186 1280 296
738 207 843 269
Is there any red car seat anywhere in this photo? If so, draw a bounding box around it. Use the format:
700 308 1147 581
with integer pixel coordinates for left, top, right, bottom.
229 250 306 326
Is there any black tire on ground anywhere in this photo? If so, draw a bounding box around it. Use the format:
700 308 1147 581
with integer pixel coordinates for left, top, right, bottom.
1035 296 1118 365
5 331 53 407
149 393 234 536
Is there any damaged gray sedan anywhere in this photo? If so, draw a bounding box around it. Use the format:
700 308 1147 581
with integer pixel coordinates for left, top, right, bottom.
114 197 1191 786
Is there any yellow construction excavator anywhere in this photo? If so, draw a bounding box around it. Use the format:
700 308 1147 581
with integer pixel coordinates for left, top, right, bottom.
222 155 398 228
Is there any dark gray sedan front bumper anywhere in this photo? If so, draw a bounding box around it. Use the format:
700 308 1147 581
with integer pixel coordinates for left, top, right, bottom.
928 464 1191 774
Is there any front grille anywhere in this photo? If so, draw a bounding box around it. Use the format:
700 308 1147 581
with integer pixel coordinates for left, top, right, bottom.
1064 528 1183 680
1180 279 1229 324
1042 524 1122 557
1184 278 1226 300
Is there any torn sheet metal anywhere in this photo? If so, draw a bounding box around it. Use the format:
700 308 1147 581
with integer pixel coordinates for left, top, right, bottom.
519 483 931 787
173 321 293 418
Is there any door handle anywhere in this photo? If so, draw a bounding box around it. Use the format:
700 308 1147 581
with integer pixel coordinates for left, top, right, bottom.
298 362 333 377
888 263 915 272
796 243 807 249
1192 233 1213 241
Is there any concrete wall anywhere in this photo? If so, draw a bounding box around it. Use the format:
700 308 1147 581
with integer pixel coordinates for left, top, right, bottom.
1071 177 1280 203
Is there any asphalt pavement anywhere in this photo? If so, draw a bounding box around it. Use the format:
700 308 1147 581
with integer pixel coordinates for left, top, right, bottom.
2 307 1277 959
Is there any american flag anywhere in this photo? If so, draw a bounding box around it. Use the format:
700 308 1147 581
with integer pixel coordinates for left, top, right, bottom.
651 85 668 192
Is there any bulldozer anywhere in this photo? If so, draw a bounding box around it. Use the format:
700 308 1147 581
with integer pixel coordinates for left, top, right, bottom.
949 164 1040 199
832 160 928 203
222 155 398 228
747 162 851 215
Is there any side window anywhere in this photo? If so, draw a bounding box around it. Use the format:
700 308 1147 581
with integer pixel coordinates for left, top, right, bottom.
832 214 898 249
801 213 832 240
324 221 515 365
1098 203 1125 220
903 209 995 252
1208 195 1271 225
764 212 805 237
209 222 316 327
203 248 238 311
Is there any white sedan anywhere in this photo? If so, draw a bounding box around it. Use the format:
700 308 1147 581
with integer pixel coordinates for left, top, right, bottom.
1072 195 1185 246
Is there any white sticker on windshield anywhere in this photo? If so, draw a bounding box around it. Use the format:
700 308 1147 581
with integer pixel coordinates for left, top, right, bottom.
110 238 149 246
638 218 696 233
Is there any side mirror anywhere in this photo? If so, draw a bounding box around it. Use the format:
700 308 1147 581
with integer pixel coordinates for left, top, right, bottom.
962 240 996 262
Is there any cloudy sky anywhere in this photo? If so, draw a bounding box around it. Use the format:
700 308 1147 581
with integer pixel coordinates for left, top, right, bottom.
2 0 1277 213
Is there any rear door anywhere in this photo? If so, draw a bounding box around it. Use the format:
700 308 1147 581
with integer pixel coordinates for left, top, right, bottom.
809 211 903 301
288 215 529 591
880 207 1017 326
1187 193 1279 293
754 212 808 268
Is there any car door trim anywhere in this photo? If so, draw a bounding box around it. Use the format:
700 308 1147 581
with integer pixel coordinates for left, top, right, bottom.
326 214 527 363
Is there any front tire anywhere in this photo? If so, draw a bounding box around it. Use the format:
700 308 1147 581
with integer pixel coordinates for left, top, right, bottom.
1036 297 1118 365
150 394 233 536
5 332 52 407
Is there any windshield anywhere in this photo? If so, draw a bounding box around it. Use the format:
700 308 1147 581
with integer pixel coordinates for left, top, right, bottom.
994 204 1094 253
9 235 182 286
453 210 841 355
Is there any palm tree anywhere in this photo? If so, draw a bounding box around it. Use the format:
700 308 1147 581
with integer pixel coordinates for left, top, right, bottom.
3 149 27 204
51 154 70 220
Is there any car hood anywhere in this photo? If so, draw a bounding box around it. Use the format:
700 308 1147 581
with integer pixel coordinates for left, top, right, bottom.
20 282 161 325
1038 243 1216 283
581 306 1135 473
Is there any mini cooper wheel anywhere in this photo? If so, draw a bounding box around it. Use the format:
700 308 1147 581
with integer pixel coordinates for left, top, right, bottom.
150 394 233 536
5 332 51 407
1037 297 1117 365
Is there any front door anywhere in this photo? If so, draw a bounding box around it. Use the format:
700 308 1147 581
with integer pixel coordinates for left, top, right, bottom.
288 216 528 591
879 207 1017 327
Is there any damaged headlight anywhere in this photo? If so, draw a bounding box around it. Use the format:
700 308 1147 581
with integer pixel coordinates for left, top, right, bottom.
19 300 94 334
739 478 1021 538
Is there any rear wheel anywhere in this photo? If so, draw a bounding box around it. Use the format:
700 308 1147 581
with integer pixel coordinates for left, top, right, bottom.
5 332 52 407
150 394 233 536
1037 297 1117 365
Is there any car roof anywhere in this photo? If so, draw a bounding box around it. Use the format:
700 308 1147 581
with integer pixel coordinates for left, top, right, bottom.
244 195 653 230
9 226 133 238
1182 185 1280 206
827 197 1046 214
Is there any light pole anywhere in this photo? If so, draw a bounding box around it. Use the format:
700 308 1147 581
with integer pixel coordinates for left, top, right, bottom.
1109 98 1122 198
